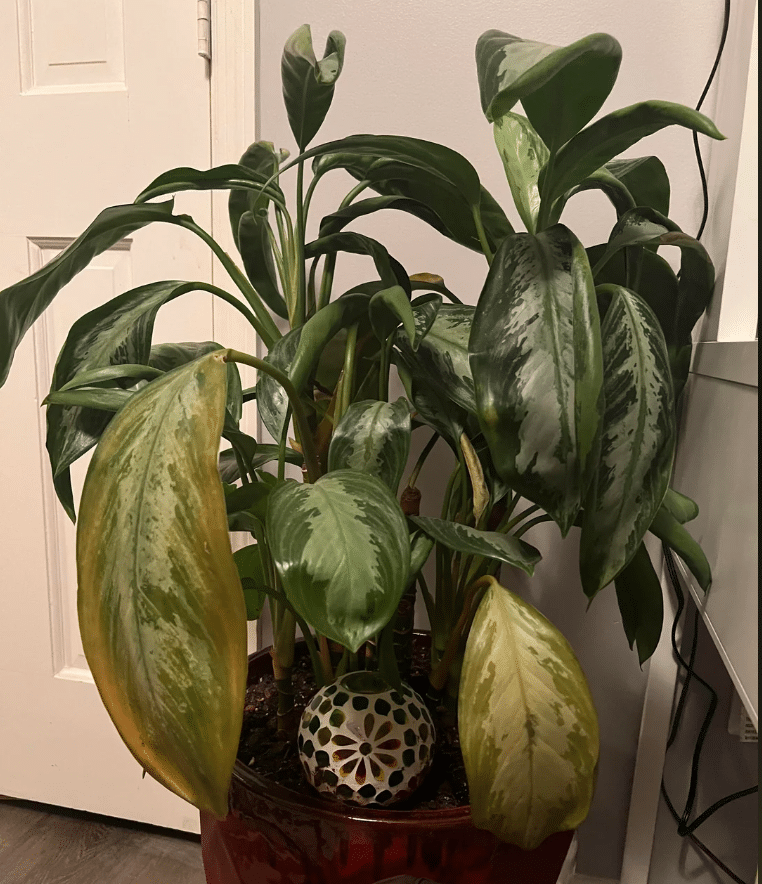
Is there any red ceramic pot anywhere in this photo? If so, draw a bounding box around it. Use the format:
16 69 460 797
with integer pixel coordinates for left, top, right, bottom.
200 640 574 884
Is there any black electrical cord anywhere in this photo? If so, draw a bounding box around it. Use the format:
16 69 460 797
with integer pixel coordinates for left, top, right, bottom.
694 0 732 240
660 546 758 884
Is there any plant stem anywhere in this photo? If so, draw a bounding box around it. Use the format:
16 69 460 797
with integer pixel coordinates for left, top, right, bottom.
501 503 542 533
514 514 553 537
406 431 439 489
293 160 307 327
536 151 557 233
224 349 321 483
336 323 358 424
471 205 494 263
177 219 281 347
378 335 394 401
318 634 334 684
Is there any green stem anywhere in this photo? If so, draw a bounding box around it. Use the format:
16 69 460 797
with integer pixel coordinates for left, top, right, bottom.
336 323 358 424
514 514 553 537
224 349 321 483
377 617 403 691
407 431 439 489
536 152 557 233
378 335 394 401
471 204 494 263
277 406 292 482
501 503 542 533
294 160 307 327
193 281 269 340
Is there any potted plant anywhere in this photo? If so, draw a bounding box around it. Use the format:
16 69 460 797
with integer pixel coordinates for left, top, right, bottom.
0 22 721 884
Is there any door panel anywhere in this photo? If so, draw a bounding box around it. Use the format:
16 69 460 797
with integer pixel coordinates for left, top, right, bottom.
0 0 213 832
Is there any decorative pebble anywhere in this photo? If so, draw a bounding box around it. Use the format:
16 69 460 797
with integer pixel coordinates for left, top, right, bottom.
297 671 435 807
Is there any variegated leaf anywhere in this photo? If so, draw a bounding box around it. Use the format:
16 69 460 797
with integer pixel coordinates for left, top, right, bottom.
398 304 476 413
469 226 603 535
580 286 676 595
459 577 599 849
493 111 549 233
327 398 411 492
409 516 540 575
77 351 247 819
266 470 411 651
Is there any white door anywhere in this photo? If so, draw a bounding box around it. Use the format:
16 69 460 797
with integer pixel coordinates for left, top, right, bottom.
0 0 216 833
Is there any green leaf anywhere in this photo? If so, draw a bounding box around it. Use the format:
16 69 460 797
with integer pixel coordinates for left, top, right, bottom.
0 201 177 387
649 505 711 591
44 280 201 520
369 285 415 345
580 286 676 596
76 351 247 819
58 364 163 391
305 232 409 293
605 157 671 217
592 208 715 399
255 328 302 443
614 542 664 665
218 443 302 484
662 487 699 524
493 112 549 233
327 398 411 492
267 470 411 651
470 226 603 535
459 577 599 849
409 292 443 350
281 24 346 150
397 304 476 414
224 480 272 524
301 134 483 208
410 515 540 575
229 141 289 320
408 531 434 584
476 30 622 150
135 164 285 207
541 102 724 207
45 387 132 412
232 545 268 620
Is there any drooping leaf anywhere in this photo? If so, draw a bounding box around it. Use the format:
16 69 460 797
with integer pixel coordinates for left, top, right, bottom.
580 286 676 596
493 111 549 233
541 102 723 207
409 292 443 350
327 398 411 492
266 470 411 651
255 328 302 443
44 280 205 520
281 25 346 150
305 232 409 293
459 577 599 849
397 304 476 413
369 285 416 345
592 208 716 399
408 530 434 585
134 165 285 208
0 201 178 387
604 157 671 217
649 505 711 591
45 387 133 412
217 443 302 484
58 364 163 391
661 487 699 524
469 226 603 535
614 541 664 665
460 432 490 524
76 351 247 819
233 545 268 620
475 30 622 150
409 515 540 575
228 141 287 247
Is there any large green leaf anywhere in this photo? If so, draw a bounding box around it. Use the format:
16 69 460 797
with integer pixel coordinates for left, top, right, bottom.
459 577 599 849
281 25 346 150
45 280 203 520
614 541 664 666
134 164 284 207
541 102 723 208
314 154 513 254
266 470 411 651
0 201 177 387
228 141 287 247
233 544 268 620
580 286 676 596
397 304 476 414
305 232 409 293
649 505 711 591
256 328 302 443
469 226 603 535
327 398 411 492
410 516 540 575
475 30 622 150
592 208 715 399
493 112 549 233
369 285 415 345
76 351 247 819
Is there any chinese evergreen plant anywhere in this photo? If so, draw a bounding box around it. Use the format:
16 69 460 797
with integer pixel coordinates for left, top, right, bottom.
0 25 721 849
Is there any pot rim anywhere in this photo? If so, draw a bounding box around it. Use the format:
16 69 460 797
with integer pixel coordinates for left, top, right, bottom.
231 635 475 826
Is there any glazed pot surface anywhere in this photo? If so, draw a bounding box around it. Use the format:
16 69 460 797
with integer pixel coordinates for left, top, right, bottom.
200 640 574 884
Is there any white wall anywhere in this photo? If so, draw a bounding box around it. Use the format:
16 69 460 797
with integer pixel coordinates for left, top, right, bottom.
254 3 742 879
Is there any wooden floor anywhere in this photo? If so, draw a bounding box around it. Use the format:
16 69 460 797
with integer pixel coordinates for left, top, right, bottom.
0 797 206 884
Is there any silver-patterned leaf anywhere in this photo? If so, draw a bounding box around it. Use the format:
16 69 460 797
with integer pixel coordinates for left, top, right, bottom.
580 285 676 595
409 515 540 575
266 470 411 652
77 351 247 819
469 226 603 535
459 577 599 849
493 111 549 233
327 398 411 492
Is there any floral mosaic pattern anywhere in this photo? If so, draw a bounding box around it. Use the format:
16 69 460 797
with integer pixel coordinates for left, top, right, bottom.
297 671 435 806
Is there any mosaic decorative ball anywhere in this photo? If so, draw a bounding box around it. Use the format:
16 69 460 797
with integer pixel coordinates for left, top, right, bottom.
297 670 436 807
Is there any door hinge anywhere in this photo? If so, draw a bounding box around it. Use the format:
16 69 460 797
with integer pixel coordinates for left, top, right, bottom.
197 0 211 61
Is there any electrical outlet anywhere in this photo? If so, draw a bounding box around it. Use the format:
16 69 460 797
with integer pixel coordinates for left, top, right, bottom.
728 688 758 743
